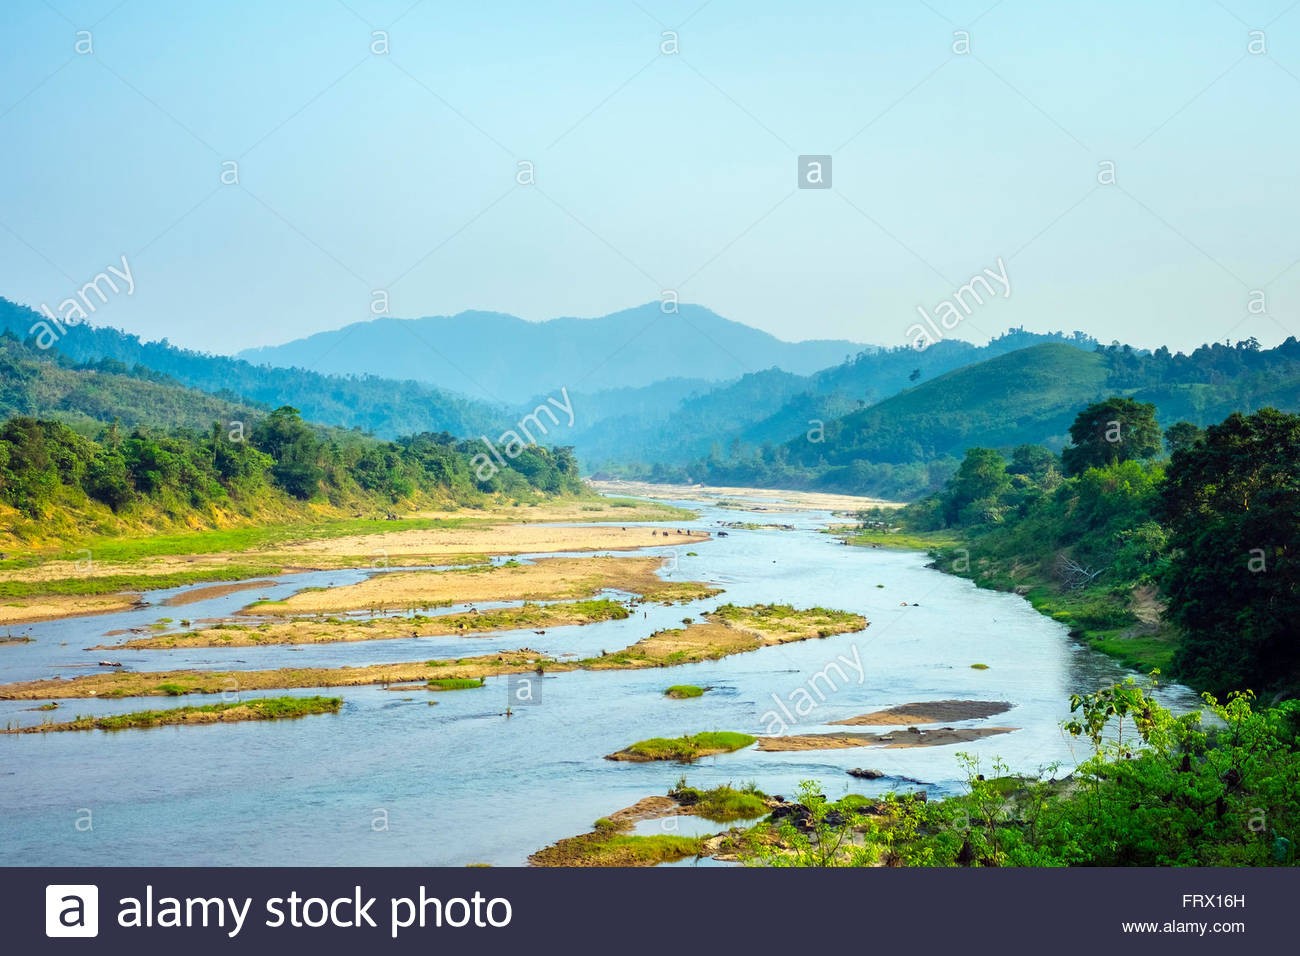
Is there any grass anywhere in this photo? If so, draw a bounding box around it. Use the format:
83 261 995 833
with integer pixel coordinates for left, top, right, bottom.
836 528 962 551
0 495 693 598
608 731 757 762
2 695 341 733
710 602 864 636
0 564 285 599
528 820 704 867
671 782 769 822
1020 584 1176 673
0 650 557 700
664 685 706 699
426 678 485 691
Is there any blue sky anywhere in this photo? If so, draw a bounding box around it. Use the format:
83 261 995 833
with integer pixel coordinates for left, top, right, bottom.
2 0 1299 354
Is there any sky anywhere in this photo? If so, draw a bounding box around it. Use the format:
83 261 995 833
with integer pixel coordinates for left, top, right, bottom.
1 0 1299 357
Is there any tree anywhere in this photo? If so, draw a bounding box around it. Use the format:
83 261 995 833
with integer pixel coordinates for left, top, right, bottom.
252 406 323 499
1159 408 1300 696
1007 444 1057 481
1163 420 1203 457
942 447 1010 526
1061 397 1161 476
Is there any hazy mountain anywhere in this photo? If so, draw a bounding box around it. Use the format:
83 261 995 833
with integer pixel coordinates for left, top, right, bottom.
236 303 868 404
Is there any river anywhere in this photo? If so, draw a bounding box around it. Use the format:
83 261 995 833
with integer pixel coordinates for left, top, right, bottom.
0 493 1196 866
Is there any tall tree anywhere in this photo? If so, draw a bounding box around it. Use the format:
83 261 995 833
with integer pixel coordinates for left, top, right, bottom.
1061 397 1161 476
1163 420 1203 456
252 406 324 499
942 447 1010 525
1159 408 1300 696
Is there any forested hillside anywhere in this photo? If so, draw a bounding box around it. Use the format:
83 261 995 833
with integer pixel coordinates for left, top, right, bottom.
0 315 585 545
0 332 263 432
0 406 584 545
581 329 1099 470
866 399 1300 698
0 298 504 440
659 336 1300 500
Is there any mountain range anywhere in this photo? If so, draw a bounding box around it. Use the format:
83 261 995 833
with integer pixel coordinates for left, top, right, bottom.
4 293 1297 502
235 303 867 404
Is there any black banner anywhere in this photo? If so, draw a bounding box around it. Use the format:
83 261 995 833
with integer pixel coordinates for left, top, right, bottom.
4 867 1294 953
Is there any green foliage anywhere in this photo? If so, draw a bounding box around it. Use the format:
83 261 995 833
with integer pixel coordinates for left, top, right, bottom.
0 300 501 440
623 335 1300 501
252 406 324 499
426 678 486 691
669 782 768 822
618 731 756 762
1163 420 1203 456
753 680 1300 868
748 781 895 867
0 409 584 530
1061 396 1162 476
942 447 1012 525
1159 408 1300 697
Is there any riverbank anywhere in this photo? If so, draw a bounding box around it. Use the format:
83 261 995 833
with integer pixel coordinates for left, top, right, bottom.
839 527 1176 676
528 785 771 866
0 496 696 625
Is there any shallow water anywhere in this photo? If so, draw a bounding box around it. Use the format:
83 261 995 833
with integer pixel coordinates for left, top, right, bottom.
0 495 1195 866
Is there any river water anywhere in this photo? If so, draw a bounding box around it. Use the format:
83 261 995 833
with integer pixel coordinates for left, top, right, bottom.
0 494 1195 866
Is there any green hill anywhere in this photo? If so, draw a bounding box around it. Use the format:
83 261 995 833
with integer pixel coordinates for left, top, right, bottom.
681 337 1300 498
801 343 1109 466
0 297 504 440
580 329 1101 471
0 332 262 433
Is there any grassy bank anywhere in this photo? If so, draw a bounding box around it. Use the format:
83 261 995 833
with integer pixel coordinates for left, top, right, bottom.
926 543 1177 675
2 695 341 733
528 820 704 867
731 682 1300 868
670 782 769 821
582 604 867 671
528 783 772 865
247 555 720 617
0 497 702 624
835 528 962 551
426 678 486 691
606 731 757 762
